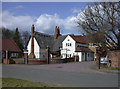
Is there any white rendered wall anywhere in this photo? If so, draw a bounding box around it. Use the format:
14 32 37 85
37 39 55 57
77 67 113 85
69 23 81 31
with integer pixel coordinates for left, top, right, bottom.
34 38 40 59
27 38 40 59
61 35 76 58
27 38 31 56
75 52 82 62
61 35 94 62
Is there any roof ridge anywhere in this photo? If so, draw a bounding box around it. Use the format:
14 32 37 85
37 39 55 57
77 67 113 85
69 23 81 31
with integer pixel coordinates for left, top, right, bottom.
34 31 53 36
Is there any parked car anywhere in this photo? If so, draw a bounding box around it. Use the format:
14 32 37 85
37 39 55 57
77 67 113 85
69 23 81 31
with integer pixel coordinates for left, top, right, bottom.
100 56 107 64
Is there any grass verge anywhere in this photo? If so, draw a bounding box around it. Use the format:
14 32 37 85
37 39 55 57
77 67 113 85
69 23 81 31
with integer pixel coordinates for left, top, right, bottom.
104 65 120 71
2 78 62 87
90 65 120 71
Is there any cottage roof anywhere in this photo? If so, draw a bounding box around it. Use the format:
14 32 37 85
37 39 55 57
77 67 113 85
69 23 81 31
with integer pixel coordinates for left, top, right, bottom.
75 46 93 52
34 32 54 49
52 35 67 51
69 35 87 44
0 38 21 52
33 31 67 52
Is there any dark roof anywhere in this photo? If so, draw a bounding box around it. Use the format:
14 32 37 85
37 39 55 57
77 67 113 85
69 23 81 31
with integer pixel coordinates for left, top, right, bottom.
33 31 67 52
75 46 93 52
69 35 87 44
34 32 54 49
0 38 21 52
51 35 67 51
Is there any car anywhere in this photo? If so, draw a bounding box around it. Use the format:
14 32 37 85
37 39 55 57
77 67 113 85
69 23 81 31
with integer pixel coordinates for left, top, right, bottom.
100 56 107 64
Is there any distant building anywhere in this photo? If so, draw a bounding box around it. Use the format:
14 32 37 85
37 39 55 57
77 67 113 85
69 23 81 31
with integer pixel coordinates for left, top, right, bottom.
61 35 94 62
1 38 21 59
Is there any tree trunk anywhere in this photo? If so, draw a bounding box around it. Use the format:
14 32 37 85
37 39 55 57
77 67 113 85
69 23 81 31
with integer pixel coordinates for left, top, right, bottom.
118 31 120 50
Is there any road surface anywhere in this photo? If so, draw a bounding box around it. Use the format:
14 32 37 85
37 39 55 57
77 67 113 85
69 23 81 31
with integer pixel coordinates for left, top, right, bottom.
2 62 119 87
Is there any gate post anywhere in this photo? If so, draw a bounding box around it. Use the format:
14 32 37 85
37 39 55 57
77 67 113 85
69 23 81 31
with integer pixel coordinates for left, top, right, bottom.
6 50 9 64
46 47 50 64
24 50 28 64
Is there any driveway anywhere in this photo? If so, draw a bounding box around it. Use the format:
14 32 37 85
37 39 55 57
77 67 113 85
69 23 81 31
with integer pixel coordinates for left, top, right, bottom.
2 61 119 87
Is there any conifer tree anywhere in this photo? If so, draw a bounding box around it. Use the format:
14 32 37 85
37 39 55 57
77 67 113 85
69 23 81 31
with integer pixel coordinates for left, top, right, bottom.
13 28 23 51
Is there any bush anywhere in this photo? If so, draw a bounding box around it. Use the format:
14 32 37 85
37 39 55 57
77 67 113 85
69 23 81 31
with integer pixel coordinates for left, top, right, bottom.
9 59 15 64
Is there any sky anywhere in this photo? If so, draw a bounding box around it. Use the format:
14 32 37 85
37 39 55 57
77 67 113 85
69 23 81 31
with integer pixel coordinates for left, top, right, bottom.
1 2 93 35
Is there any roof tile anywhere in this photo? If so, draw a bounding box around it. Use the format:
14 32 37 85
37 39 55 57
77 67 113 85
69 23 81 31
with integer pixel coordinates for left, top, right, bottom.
69 35 87 44
0 38 21 52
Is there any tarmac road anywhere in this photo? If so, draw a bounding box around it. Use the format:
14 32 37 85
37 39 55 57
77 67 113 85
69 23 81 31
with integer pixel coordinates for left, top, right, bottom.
2 62 119 87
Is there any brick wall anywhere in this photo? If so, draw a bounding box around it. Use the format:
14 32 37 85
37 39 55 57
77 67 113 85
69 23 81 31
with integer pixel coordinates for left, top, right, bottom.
2 58 47 64
28 59 47 64
51 58 75 63
107 51 120 68
13 58 25 64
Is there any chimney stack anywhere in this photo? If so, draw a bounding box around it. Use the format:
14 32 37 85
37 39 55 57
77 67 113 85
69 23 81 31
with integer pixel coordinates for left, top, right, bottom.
29 24 36 58
31 24 34 37
54 26 60 41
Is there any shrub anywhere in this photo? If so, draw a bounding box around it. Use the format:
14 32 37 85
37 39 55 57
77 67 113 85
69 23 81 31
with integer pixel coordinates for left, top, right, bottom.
9 59 15 64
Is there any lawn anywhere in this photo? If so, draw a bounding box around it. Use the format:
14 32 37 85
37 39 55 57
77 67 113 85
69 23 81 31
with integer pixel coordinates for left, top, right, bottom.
2 78 62 87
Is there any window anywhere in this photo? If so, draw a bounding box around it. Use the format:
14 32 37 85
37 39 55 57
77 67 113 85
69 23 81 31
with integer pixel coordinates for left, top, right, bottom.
11 53 18 58
67 54 71 58
66 43 67 46
2 52 5 58
82 53 84 56
66 43 72 47
88 54 89 57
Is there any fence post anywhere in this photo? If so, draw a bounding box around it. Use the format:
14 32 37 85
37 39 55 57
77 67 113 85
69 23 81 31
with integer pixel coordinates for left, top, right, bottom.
46 47 50 64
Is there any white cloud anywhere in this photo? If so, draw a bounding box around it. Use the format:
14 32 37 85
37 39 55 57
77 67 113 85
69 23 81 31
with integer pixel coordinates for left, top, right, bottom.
1 11 36 31
1 11 80 34
35 13 79 34
15 5 24 9
72 8 81 13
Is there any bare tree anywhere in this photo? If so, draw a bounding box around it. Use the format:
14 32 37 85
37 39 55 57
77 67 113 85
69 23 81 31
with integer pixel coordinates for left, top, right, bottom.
77 2 120 50
21 31 30 49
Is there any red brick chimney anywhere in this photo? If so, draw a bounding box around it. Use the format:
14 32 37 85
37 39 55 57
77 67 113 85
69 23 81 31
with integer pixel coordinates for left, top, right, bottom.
54 26 60 41
29 24 36 58
58 26 60 35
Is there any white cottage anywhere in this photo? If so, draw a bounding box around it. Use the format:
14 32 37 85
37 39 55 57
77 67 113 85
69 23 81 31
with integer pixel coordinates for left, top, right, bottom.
61 35 94 62
27 24 67 59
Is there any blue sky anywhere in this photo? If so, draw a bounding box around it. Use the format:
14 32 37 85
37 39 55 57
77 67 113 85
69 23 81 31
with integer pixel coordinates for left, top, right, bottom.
2 2 93 35
2 2 89 18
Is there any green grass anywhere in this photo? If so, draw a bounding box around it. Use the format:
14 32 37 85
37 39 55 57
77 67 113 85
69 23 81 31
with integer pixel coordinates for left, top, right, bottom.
104 65 120 71
2 78 62 87
90 65 120 71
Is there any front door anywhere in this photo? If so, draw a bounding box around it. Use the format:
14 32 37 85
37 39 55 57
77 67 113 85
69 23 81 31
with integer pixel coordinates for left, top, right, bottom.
85 53 87 61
